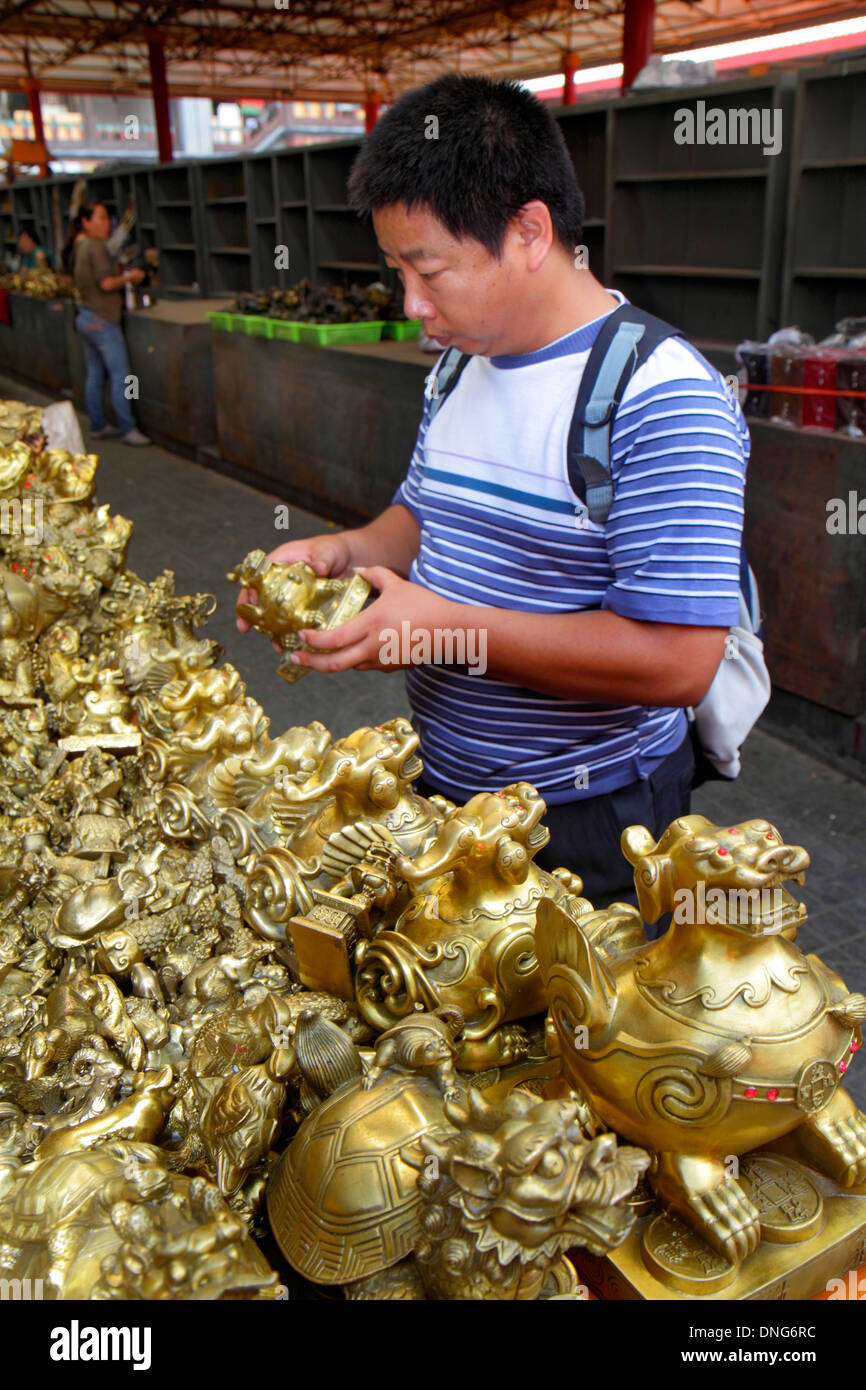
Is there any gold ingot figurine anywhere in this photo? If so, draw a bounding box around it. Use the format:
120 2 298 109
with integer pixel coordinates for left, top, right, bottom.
537 814 866 1277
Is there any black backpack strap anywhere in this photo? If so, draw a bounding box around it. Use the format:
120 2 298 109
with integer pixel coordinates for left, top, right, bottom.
567 305 685 524
425 346 472 421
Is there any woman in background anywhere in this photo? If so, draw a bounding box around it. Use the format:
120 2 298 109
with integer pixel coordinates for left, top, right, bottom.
62 202 150 445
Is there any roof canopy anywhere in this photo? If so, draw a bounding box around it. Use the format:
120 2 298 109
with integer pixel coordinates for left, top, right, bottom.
0 0 863 102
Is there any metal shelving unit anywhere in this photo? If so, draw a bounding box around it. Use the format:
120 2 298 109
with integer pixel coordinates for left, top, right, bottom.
605 73 795 355
554 96 613 285
306 139 382 283
2 65 863 331
1 180 52 261
782 56 866 337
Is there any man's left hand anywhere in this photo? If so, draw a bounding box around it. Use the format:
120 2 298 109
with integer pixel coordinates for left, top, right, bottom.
291 566 456 673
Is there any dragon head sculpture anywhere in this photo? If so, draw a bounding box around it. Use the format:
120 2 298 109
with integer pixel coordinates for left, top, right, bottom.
622 815 810 934
407 1087 648 1298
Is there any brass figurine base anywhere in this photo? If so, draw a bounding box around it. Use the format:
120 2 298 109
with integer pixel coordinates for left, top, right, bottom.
576 1153 866 1300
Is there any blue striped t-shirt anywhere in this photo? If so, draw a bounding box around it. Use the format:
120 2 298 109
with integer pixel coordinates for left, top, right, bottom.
394 298 750 804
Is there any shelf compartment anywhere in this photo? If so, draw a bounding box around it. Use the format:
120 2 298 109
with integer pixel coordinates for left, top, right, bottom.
152 168 192 202
202 161 245 202
789 166 866 280
611 269 762 345
206 251 252 294
275 153 305 205
798 67 866 164
159 247 198 290
155 203 195 248
248 157 276 219
612 82 783 181
558 108 608 223
275 205 310 282
314 207 380 276
307 144 359 207
610 175 766 273
205 203 250 253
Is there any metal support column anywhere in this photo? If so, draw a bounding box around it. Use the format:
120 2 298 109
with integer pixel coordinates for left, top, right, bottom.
23 76 49 175
148 36 174 162
364 95 380 132
622 0 655 90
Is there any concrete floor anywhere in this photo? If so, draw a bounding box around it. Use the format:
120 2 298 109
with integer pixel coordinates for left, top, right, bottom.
4 370 865 1111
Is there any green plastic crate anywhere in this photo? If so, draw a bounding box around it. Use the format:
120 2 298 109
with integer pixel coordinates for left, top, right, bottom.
270 319 301 342
237 314 274 338
208 311 234 333
382 319 421 340
295 320 385 346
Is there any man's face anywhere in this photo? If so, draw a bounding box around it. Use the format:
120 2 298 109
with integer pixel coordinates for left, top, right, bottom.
374 202 523 358
18 233 35 254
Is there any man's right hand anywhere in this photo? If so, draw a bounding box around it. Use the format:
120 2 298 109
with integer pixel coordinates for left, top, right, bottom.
235 533 354 633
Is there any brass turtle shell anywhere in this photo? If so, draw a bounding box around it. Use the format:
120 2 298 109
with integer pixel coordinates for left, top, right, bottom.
267 1071 457 1285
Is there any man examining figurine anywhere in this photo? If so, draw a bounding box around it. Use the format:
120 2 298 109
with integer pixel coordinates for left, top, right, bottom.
238 74 749 905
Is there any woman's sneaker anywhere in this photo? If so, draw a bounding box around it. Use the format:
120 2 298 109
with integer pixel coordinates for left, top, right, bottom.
90 424 120 438
122 428 151 446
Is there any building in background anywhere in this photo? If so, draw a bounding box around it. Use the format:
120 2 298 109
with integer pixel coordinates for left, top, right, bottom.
0 91 364 173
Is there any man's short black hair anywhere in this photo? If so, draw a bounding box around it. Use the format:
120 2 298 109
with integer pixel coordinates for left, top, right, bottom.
348 73 584 257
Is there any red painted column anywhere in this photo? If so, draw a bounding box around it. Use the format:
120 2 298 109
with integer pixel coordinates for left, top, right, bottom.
23 77 49 175
622 0 655 90
563 52 578 106
23 77 45 144
147 36 174 162
364 96 380 132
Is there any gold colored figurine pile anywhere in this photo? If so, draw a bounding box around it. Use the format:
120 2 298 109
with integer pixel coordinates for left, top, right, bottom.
0 399 863 1301
0 269 75 300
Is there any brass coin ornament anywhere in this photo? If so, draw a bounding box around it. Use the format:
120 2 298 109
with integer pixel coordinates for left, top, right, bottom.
641 1209 738 1296
0 397 863 1300
738 1153 824 1245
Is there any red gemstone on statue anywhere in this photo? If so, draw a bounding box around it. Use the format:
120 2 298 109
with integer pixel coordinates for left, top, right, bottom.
744 1087 757 1098
767 1088 779 1100
839 1061 848 1073
852 1041 859 1052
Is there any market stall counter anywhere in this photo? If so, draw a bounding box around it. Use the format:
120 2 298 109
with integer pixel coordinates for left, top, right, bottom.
210 330 431 525
66 295 221 454
0 291 69 393
744 420 866 719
